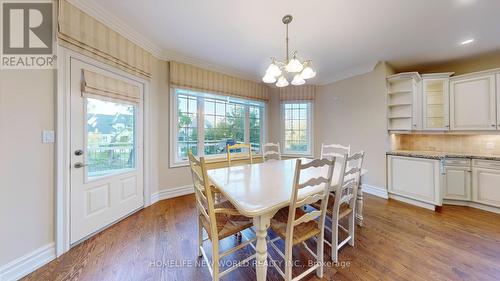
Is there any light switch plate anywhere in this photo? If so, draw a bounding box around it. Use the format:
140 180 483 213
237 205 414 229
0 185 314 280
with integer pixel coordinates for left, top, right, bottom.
42 130 55 143
486 142 495 150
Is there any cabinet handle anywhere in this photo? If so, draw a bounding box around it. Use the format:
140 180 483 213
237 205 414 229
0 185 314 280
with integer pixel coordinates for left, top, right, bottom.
492 124 496 127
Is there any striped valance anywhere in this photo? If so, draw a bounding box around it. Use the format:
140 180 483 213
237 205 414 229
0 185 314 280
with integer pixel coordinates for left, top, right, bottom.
82 69 141 104
279 85 316 101
58 0 152 79
170 61 270 101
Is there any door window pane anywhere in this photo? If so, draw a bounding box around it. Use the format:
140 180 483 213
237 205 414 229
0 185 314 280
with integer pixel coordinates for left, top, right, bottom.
86 98 136 179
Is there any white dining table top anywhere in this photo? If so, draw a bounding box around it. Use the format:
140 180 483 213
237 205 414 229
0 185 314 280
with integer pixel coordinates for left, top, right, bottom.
207 158 367 217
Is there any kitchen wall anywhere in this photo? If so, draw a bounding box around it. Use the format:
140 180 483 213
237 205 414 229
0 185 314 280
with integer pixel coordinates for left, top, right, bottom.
393 134 500 155
315 62 392 189
0 69 55 266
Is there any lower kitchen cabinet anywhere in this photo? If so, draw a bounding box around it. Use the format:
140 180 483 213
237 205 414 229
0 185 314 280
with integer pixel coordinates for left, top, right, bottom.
387 156 441 206
472 166 500 208
443 166 471 201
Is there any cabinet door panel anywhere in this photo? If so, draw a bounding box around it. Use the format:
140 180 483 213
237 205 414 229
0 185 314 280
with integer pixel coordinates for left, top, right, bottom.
388 156 440 204
472 168 500 207
443 167 471 200
450 75 496 130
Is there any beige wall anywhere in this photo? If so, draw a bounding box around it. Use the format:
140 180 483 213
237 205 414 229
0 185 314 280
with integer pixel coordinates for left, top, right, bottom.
155 61 193 190
0 70 55 265
268 87 281 143
315 62 390 189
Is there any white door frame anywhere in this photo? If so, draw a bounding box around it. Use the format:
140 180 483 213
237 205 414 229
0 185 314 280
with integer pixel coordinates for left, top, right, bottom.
55 46 153 256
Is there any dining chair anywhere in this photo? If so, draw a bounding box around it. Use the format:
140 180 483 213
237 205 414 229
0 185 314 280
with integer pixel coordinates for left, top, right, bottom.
267 158 336 281
312 151 365 262
226 143 253 166
262 142 282 162
188 151 257 281
320 143 351 159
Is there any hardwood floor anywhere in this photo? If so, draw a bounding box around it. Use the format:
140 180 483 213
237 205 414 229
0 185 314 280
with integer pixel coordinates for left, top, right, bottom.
24 194 500 281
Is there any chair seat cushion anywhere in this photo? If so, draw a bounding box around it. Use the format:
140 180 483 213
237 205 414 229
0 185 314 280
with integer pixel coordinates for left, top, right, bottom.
310 194 353 219
270 207 321 245
200 200 253 240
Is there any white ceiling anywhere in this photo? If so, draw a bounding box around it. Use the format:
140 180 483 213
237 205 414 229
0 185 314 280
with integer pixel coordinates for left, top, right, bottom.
80 0 500 84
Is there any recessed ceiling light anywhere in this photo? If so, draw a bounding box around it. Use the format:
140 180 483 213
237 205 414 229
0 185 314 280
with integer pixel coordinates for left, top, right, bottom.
461 39 475 45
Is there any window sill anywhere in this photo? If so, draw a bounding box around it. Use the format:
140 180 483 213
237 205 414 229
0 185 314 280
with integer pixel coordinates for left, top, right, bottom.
170 154 263 169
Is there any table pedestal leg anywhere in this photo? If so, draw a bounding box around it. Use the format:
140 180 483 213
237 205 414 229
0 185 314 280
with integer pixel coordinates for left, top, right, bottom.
253 214 270 281
356 181 364 226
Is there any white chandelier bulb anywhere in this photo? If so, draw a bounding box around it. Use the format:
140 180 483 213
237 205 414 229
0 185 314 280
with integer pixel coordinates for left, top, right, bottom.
262 73 277 83
266 63 282 77
276 76 289 87
285 58 304 73
300 66 316 80
291 74 305 86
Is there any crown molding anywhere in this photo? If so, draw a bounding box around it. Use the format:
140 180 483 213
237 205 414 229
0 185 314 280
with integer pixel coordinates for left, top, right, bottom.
160 49 261 82
67 0 163 57
318 61 378 85
65 0 261 82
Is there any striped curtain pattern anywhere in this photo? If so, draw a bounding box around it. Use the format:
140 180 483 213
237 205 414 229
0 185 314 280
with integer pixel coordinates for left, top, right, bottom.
58 0 152 79
170 61 270 101
82 69 141 104
279 85 316 101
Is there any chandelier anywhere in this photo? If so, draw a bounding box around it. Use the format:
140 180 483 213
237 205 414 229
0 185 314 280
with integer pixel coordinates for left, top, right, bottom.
262 15 316 87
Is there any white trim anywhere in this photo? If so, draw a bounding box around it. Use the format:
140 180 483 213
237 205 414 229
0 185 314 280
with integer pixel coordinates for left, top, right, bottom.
55 46 153 257
0 243 55 281
150 185 195 204
362 184 389 199
389 193 436 211
443 199 500 215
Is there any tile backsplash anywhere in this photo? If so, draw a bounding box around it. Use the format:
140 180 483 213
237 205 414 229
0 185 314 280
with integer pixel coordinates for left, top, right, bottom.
392 134 500 155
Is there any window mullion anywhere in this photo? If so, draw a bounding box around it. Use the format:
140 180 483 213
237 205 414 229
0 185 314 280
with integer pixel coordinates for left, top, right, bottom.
198 98 205 157
244 106 250 146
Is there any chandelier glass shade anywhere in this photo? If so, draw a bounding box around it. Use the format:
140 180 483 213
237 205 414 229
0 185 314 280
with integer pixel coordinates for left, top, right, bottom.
262 15 316 87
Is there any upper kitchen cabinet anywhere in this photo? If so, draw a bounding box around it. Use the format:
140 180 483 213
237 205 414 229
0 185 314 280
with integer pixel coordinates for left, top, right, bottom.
450 73 496 130
421 73 454 131
387 72 421 131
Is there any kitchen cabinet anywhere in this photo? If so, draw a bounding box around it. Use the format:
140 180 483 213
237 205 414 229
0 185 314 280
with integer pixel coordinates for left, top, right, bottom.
443 158 471 201
472 160 500 208
387 72 421 131
450 75 496 130
421 73 453 130
387 155 441 206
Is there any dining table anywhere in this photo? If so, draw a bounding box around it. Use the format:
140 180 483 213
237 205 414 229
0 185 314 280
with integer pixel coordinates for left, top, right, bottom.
207 158 368 281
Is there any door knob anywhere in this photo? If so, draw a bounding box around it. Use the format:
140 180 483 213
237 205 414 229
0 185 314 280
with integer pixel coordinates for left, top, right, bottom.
75 149 84 156
74 162 88 169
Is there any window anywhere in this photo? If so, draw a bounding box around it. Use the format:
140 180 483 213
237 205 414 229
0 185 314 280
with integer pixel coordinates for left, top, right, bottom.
172 89 266 165
86 98 136 179
281 101 312 156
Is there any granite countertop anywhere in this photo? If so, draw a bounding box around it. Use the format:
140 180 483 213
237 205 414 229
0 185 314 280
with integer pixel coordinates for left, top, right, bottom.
387 150 500 161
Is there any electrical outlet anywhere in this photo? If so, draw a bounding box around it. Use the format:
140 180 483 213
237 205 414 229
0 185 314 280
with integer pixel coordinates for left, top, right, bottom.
486 142 495 150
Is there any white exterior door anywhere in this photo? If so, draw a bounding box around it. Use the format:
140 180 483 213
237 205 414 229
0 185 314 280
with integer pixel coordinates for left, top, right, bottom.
450 75 496 130
70 59 144 244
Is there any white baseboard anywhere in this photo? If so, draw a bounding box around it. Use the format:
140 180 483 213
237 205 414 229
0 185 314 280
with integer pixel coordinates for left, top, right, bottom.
389 193 436 211
150 185 194 204
0 243 55 281
361 184 388 199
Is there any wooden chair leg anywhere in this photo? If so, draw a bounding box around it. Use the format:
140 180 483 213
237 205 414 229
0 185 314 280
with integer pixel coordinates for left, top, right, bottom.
197 218 203 257
212 241 220 281
316 233 324 278
331 215 339 263
284 240 293 281
348 212 355 247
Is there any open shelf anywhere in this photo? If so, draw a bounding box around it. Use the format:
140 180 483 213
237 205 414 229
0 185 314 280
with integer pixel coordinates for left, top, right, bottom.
388 103 412 107
388 91 412 95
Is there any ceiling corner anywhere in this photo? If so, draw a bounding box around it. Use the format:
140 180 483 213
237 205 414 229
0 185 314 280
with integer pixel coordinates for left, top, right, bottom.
319 61 378 85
